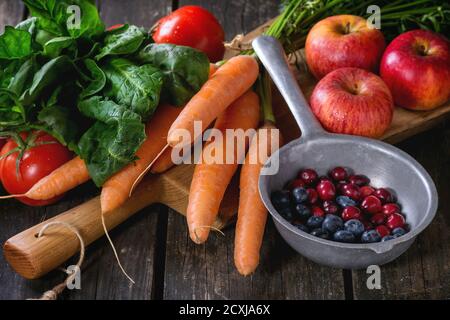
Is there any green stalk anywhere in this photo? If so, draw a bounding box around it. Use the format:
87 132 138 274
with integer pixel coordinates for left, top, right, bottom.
257 68 276 124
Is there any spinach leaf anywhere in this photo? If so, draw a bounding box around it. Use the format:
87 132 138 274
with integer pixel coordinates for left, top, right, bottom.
79 59 106 99
36 103 79 147
8 57 37 96
0 89 26 127
43 36 74 58
16 17 38 36
78 96 146 186
103 58 163 119
0 60 22 88
137 43 210 106
21 55 74 106
22 0 63 36
0 26 33 60
95 25 146 60
23 0 104 39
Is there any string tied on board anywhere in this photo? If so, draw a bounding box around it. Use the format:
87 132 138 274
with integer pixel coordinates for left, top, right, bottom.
27 222 85 300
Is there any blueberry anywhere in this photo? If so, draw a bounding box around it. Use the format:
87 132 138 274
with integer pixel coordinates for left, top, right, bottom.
336 196 357 208
306 216 324 229
382 235 396 242
392 227 406 238
292 221 309 233
322 214 344 234
294 204 311 220
271 190 290 209
292 187 308 204
333 230 356 243
310 228 330 240
278 207 294 221
344 219 365 237
361 230 382 243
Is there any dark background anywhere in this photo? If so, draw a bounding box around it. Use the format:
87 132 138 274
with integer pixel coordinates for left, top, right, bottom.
0 0 449 300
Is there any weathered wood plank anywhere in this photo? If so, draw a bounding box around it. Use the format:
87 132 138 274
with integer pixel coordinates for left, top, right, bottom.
352 121 450 299
178 0 279 40
164 213 345 299
0 183 98 300
98 0 172 29
0 0 24 32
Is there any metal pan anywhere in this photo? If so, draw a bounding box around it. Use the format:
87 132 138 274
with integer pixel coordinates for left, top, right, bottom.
253 36 438 269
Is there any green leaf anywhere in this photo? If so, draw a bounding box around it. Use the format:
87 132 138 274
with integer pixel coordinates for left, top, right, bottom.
43 36 74 58
137 44 210 106
24 0 104 39
79 59 106 99
7 58 37 96
61 0 105 39
0 26 33 60
95 25 146 60
20 55 74 106
103 58 163 119
35 103 79 146
78 96 146 186
15 17 38 36
0 89 26 127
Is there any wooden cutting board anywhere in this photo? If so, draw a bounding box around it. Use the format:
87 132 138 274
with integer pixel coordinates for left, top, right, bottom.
4 24 450 280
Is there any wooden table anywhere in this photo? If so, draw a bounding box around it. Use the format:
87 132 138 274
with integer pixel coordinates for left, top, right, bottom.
1 0 449 300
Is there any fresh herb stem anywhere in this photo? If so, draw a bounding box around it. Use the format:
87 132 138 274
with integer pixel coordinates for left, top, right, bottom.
257 68 276 124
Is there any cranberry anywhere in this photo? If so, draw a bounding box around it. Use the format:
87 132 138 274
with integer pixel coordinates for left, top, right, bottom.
289 179 306 190
316 180 336 201
306 188 319 204
376 225 391 238
361 195 382 214
341 183 361 201
341 206 362 221
311 205 325 217
386 213 405 230
374 188 393 204
382 203 401 216
329 167 348 181
349 175 370 186
318 176 332 183
363 220 374 231
370 213 386 225
336 181 348 192
360 186 375 198
299 169 318 186
323 200 340 215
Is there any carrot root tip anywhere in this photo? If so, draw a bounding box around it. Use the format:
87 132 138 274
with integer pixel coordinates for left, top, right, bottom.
0 194 26 199
192 225 225 244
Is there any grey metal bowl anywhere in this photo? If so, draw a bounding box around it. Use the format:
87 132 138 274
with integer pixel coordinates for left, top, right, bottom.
253 36 438 269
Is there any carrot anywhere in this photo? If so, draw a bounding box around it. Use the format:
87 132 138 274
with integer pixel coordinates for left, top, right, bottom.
234 122 283 275
25 156 90 200
100 104 182 213
187 90 260 244
150 63 220 175
150 147 175 174
167 55 259 148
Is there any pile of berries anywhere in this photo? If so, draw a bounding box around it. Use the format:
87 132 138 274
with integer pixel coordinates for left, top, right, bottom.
271 167 409 243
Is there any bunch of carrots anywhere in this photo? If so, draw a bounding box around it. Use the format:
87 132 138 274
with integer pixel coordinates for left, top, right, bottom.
13 54 282 276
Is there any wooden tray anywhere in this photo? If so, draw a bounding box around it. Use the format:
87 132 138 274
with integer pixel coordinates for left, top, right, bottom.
4 21 450 280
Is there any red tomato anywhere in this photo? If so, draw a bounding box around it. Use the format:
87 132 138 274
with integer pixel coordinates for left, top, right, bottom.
107 24 124 31
0 131 72 206
152 6 225 62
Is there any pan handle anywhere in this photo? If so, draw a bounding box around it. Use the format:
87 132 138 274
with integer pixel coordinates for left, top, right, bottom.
252 36 324 139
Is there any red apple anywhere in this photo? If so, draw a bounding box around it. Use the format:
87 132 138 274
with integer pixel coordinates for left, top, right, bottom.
380 29 450 110
305 15 386 79
310 67 394 138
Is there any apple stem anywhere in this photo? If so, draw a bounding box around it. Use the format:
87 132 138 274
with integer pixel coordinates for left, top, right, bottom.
257 68 276 124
